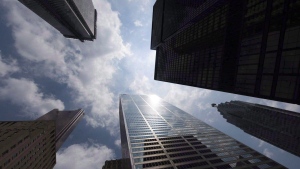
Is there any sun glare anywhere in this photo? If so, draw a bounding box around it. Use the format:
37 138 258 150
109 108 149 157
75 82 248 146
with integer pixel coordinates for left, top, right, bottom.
149 95 160 106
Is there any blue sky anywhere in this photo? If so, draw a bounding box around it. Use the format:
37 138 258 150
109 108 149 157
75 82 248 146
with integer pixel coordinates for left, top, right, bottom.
0 0 300 168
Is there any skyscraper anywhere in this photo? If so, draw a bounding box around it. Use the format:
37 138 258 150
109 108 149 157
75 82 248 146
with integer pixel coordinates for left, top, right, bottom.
18 0 97 42
216 100 300 157
0 121 56 169
119 94 285 169
36 109 85 151
102 159 129 169
151 0 300 105
0 109 84 169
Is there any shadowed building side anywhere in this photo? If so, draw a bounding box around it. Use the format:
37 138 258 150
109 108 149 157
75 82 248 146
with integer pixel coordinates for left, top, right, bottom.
36 109 84 152
0 121 56 169
151 0 300 105
18 0 97 42
0 109 84 169
216 101 300 157
102 159 131 169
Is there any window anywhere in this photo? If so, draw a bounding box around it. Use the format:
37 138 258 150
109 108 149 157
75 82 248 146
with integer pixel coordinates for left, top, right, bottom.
217 152 229 156
210 159 223 164
172 155 202 163
163 143 189 148
144 146 162 151
142 160 171 168
258 164 271 169
216 164 232 169
241 154 252 158
222 156 237 162
177 161 208 169
199 149 211 154
161 139 185 145
2 150 8 156
169 151 197 157
3 159 11 166
166 147 193 153
134 155 167 163
248 158 261 163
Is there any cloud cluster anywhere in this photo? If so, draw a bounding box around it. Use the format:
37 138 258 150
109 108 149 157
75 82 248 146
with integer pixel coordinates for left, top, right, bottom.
134 20 143 27
164 85 212 112
114 139 121 148
2 0 131 133
0 53 19 77
0 52 63 118
2 0 299 168
0 78 65 118
127 0 151 12
55 143 115 169
129 75 151 94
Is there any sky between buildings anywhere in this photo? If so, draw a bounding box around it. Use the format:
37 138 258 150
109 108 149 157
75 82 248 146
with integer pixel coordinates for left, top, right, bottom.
0 0 299 168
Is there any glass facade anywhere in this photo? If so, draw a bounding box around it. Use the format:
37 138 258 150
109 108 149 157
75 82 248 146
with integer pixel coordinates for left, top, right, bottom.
217 101 300 158
18 0 97 41
120 94 285 169
152 0 300 105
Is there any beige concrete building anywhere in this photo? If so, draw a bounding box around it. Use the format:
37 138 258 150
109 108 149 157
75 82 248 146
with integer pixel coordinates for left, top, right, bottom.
0 109 84 169
0 121 56 169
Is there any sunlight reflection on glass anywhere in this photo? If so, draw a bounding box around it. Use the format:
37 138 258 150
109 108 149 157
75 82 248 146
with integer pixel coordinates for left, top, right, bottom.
149 94 160 107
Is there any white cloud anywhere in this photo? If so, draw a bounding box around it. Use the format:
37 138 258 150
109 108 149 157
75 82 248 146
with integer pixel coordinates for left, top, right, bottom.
0 78 64 118
2 0 131 134
202 111 218 124
114 139 121 148
55 143 114 169
4 2 67 65
127 0 151 12
134 20 143 27
129 75 151 94
0 53 19 77
197 102 212 111
164 85 211 112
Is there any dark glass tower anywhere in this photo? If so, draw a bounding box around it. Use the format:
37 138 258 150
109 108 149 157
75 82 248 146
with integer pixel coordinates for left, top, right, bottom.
0 109 84 169
102 159 128 169
119 94 285 169
18 0 97 42
216 101 300 157
151 0 300 105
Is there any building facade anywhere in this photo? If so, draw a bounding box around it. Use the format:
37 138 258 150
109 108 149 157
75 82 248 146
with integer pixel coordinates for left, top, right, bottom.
18 0 97 42
102 159 130 169
36 109 85 151
0 109 84 169
119 94 286 169
0 121 56 169
151 0 300 105
216 100 300 157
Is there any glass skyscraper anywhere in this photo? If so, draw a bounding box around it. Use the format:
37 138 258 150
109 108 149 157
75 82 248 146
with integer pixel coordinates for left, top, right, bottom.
151 0 300 105
18 0 97 42
119 94 286 169
216 101 300 157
